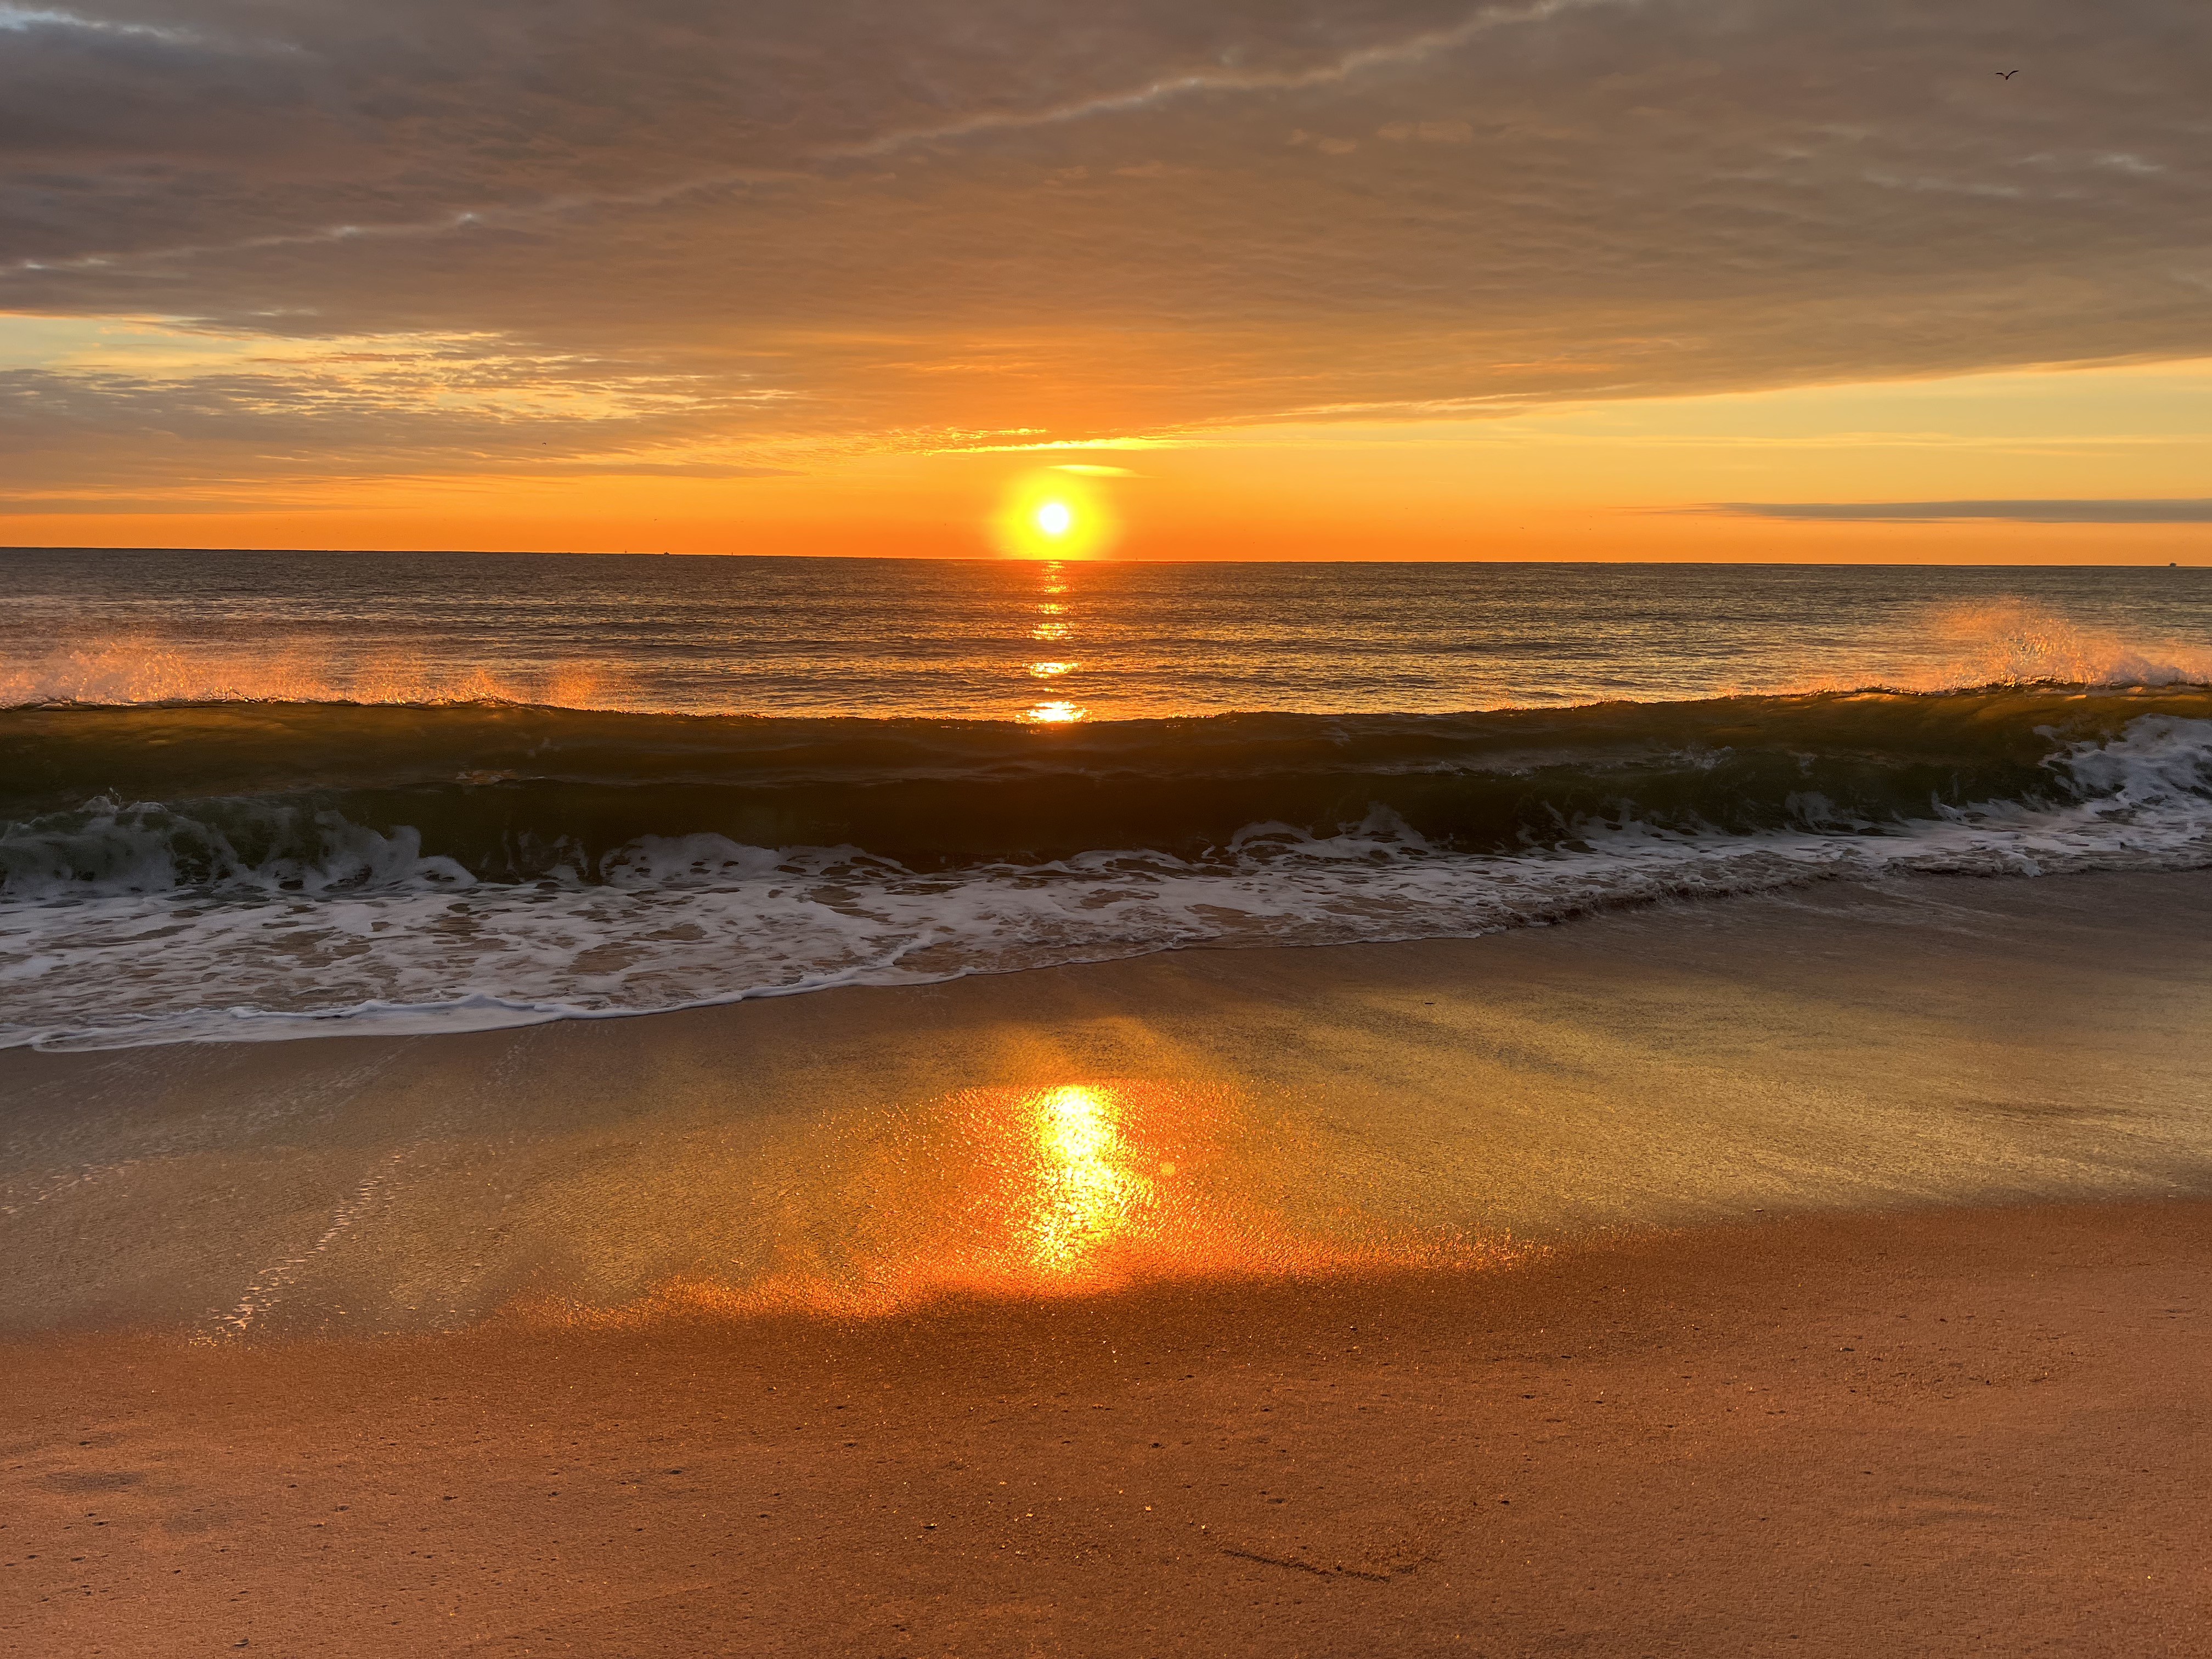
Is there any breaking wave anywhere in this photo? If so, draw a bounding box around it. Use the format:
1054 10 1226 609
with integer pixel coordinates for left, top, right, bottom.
5 685 2211 1049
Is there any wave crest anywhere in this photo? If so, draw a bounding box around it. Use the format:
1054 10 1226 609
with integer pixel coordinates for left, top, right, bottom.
1905 601 2212 692
5 690 2212 1049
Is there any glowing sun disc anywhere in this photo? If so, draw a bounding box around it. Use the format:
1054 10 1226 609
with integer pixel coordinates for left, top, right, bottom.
992 470 1121 559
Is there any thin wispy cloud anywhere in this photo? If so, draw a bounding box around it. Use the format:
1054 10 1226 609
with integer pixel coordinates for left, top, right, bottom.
831 0 1626 160
1705 500 2212 525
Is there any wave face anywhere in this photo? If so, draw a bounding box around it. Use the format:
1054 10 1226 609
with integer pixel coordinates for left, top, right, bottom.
6 686 2212 1049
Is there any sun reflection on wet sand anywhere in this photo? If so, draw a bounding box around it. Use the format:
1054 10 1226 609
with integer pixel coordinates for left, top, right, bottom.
554 1079 1509 1326
1020 1083 1144 1276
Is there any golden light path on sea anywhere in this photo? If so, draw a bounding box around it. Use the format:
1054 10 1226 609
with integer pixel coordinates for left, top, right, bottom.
1019 557 1088 720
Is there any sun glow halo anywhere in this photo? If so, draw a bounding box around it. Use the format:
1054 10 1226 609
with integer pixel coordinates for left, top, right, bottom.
992 469 1120 558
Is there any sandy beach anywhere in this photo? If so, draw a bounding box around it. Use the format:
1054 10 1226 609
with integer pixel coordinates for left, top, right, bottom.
6 871 2212 1654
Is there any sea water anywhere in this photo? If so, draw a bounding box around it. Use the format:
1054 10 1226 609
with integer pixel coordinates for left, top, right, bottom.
5 549 2211 1048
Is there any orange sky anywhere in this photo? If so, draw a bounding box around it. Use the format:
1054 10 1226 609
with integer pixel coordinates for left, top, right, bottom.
3 2 2210 561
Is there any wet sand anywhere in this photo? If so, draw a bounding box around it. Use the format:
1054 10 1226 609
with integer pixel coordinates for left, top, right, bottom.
5 871 2212 1652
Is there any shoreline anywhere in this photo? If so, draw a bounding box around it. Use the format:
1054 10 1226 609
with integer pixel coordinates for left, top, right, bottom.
8 869 2212 1339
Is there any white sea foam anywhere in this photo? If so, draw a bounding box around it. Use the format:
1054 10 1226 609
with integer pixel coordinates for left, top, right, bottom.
0 797 476 899
5 718 2211 1051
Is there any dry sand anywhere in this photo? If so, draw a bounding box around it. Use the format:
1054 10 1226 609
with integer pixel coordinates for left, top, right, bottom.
8 1202 2209 1657
5 871 2212 1653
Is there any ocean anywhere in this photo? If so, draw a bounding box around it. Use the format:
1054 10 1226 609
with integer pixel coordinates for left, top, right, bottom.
5 548 2212 1050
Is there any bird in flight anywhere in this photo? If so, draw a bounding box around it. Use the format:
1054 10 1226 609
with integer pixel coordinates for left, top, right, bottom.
1996 69 2020 78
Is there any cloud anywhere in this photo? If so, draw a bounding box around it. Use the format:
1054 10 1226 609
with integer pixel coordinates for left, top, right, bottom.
2 1 2211 495
529 460 799 479
1376 120 1473 142
1701 500 2212 524
0 494 287 514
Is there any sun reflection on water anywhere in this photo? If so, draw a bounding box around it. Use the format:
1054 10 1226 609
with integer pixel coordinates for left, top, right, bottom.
1018 561 1086 719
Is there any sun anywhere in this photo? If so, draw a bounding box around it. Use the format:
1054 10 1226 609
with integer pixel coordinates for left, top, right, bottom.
992 470 1121 558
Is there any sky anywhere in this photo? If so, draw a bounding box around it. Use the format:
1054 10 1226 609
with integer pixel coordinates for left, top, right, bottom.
3 0 2210 561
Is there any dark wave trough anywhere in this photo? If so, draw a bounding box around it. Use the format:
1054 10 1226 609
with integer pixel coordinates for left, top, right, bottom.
7 686 2211 895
